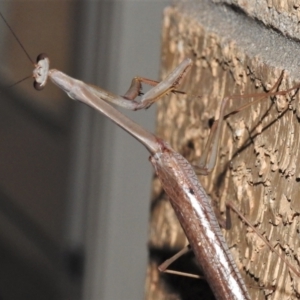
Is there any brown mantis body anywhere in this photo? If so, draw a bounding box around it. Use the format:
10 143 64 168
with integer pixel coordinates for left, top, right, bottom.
37 58 300 299
45 58 251 300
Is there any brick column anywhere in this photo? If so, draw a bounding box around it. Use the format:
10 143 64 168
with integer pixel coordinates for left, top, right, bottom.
146 1 300 299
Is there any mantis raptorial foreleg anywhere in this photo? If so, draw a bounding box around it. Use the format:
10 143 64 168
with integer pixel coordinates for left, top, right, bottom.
44 58 192 111
122 76 187 104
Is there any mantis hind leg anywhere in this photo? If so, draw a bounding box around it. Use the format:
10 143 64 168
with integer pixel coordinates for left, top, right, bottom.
158 245 204 279
194 72 285 176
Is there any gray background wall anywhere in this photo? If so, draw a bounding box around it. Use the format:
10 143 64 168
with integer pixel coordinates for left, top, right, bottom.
0 1 170 299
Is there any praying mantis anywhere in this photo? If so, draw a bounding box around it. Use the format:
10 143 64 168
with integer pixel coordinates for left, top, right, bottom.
36 54 300 300
2 10 251 300
2 6 300 300
36 42 300 300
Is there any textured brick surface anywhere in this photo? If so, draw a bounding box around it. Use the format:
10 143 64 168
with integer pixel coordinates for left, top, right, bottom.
146 0 300 299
